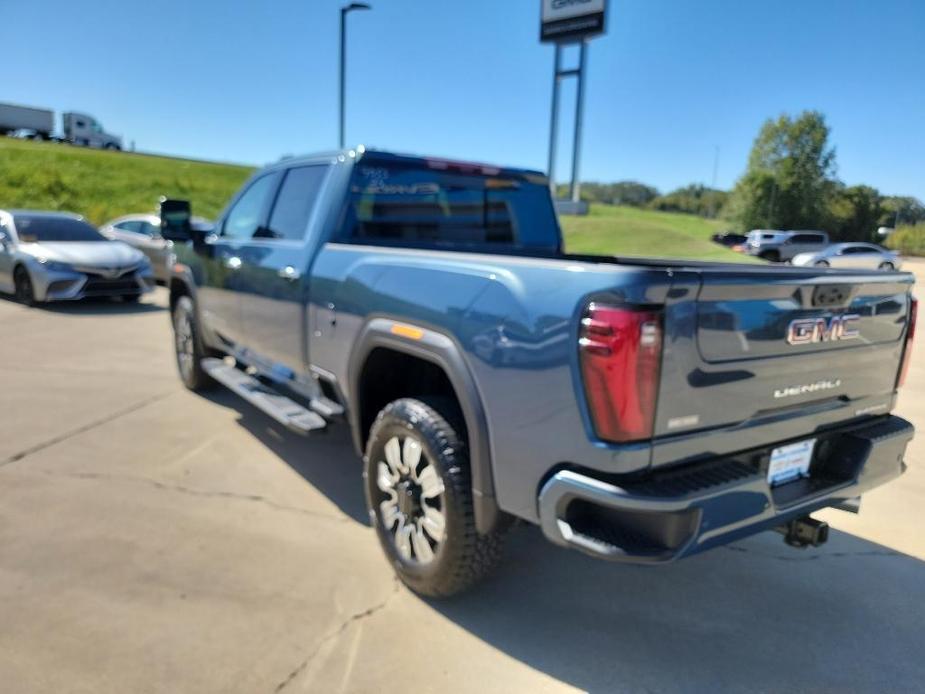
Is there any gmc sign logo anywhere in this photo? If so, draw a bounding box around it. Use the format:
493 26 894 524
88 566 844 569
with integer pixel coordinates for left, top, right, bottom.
786 314 861 345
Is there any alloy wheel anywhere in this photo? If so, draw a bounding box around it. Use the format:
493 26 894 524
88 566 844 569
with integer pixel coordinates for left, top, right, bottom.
174 308 195 382
375 435 446 565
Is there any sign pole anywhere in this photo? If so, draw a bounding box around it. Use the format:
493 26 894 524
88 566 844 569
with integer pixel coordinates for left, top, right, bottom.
569 40 587 203
541 0 604 214
547 43 562 196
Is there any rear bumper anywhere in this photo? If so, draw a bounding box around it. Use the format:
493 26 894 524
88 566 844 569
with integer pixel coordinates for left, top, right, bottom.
538 415 913 563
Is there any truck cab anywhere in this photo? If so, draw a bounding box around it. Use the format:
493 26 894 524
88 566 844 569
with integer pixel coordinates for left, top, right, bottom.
63 112 122 150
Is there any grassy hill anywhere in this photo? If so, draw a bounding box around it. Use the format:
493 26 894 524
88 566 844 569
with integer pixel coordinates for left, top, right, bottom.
560 204 757 262
1 138 752 263
0 138 253 224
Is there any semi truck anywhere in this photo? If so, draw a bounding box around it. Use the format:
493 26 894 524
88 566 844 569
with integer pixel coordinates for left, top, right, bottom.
0 102 123 150
162 148 916 597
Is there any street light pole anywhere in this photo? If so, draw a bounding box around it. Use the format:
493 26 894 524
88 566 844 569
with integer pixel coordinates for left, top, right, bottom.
339 3 371 149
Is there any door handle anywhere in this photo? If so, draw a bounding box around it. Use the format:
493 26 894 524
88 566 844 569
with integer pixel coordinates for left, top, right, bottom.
277 265 301 281
223 256 242 270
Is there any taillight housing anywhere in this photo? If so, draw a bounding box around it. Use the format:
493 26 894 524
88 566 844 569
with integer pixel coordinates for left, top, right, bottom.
579 303 663 442
898 295 917 388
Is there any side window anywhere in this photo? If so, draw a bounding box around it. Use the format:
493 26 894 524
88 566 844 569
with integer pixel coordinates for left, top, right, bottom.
139 222 160 238
116 221 143 233
222 174 280 240
261 166 329 241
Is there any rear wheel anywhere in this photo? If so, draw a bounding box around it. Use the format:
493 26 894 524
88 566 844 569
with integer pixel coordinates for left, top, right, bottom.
759 250 780 263
879 261 895 271
814 260 830 267
172 295 213 391
121 293 142 303
364 398 505 597
14 266 35 306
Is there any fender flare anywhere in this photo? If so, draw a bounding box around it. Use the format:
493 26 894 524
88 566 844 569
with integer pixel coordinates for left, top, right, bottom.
347 317 504 535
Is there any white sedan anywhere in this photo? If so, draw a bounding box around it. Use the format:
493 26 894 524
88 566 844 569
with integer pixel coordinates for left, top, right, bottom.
792 243 901 271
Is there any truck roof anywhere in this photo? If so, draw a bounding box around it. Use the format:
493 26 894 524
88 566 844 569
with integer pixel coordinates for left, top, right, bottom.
272 147 547 180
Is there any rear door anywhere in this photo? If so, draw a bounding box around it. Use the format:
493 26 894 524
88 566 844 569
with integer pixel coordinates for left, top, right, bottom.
236 164 331 371
653 266 913 466
839 244 882 270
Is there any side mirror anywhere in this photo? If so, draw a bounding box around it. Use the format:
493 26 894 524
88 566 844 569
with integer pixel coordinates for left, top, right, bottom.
159 198 193 242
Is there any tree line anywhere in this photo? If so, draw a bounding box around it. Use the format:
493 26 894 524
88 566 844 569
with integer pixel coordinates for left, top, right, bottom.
569 111 924 244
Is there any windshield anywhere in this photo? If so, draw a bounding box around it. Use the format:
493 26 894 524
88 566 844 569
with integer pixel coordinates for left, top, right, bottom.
344 159 561 252
14 215 107 243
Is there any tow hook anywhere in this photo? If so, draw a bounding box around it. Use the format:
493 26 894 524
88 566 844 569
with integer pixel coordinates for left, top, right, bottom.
775 515 829 549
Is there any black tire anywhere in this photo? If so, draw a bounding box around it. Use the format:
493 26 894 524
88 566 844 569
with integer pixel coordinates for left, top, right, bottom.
171 295 214 391
121 293 142 303
759 250 780 263
14 266 36 306
879 261 895 271
815 260 830 268
364 397 505 597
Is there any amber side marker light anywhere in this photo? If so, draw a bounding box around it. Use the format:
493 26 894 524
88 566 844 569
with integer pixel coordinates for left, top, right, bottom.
391 324 424 341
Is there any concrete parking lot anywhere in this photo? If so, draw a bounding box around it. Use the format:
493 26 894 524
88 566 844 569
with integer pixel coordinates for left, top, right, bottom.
2 269 925 693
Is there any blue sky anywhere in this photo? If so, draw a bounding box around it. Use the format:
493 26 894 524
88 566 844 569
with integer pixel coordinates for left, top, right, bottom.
5 0 923 199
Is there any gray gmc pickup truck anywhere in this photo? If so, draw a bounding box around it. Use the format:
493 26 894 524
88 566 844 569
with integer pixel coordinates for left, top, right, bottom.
164 148 916 596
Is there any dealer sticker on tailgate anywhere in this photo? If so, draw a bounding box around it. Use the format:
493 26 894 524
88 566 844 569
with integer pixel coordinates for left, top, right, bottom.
767 439 816 486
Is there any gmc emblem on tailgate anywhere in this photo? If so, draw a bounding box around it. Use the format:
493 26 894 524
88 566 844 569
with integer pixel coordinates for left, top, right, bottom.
786 314 861 345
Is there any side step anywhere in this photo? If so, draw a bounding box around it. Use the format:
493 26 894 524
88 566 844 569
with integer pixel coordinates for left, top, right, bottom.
202 358 327 435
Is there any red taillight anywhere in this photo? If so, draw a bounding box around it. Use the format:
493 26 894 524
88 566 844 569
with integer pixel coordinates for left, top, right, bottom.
579 303 663 442
898 295 917 388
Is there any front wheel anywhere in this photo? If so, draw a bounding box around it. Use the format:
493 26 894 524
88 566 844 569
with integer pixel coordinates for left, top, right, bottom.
879 261 895 271
814 260 830 267
14 266 36 306
364 398 505 597
172 295 214 391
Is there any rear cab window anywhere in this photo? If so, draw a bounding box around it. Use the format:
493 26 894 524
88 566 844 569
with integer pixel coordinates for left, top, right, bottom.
339 155 561 253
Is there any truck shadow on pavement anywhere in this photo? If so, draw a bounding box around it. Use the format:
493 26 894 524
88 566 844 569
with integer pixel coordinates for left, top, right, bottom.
206 390 925 692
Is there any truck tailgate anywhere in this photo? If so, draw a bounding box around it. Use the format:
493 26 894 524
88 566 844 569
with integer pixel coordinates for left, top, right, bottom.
652 267 914 468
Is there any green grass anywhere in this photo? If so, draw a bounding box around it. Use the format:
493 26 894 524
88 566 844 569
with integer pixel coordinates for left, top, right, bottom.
561 204 761 263
1 139 755 262
0 138 254 224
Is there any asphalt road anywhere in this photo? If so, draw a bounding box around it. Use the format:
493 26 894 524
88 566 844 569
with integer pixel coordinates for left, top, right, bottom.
2 270 924 694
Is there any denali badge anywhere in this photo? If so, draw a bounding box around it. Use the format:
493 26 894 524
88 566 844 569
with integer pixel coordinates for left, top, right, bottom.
786 314 860 345
774 379 842 399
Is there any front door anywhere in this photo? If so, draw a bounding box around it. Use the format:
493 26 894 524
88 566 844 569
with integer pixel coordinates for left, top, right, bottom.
196 171 280 348
236 164 331 371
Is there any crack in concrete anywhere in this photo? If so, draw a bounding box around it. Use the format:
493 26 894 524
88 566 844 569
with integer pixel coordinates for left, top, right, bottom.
0 391 175 468
47 470 351 524
724 544 902 562
273 577 401 693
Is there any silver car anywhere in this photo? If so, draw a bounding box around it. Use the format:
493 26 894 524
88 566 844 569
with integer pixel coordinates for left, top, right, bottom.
0 209 155 305
100 213 213 283
791 242 902 271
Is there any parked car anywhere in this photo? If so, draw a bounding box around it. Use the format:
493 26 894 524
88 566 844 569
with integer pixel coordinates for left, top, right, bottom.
792 243 902 271
0 210 154 305
164 149 915 597
746 229 830 262
100 213 213 283
711 231 747 247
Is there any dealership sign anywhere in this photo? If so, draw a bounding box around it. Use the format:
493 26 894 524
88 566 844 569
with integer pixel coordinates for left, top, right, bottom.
540 0 607 43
